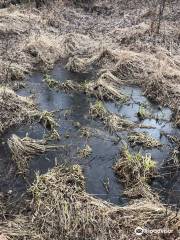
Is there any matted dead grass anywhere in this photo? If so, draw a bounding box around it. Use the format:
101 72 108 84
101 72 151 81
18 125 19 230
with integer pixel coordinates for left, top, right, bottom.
0 165 179 240
0 87 36 135
7 134 60 174
66 46 180 113
89 101 134 132
85 71 128 101
0 2 180 239
0 3 179 117
128 132 161 148
25 34 63 70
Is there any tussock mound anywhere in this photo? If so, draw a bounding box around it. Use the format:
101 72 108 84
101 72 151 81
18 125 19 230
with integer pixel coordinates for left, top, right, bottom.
0 61 26 84
25 35 62 69
114 50 180 109
128 132 161 148
1 165 179 239
113 148 157 199
61 33 100 58
65 48 119 72
0 87 36 135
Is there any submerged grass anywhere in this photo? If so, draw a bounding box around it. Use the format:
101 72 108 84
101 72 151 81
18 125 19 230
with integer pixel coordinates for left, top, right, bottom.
43 74 59 88
89 100 134 132
80 127 93 138
137 104 151 120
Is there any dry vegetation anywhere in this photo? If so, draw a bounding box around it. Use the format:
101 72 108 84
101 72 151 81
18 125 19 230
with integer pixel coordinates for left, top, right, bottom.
1 165 180 240
7 134 60 174
113 148 157 199
0 87 36 135
0 0 180 239
128 132 161 148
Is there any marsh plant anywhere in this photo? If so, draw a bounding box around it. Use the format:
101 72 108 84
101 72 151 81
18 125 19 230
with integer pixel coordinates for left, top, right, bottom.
77 144 92 158
128 132 161 148
43 74 59 88
114 148 156 187
89 101 134 132
38 111 58 130
137 104 151 120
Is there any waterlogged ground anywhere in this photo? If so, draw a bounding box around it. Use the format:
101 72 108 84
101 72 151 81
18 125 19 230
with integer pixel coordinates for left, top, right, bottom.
0 64 179 205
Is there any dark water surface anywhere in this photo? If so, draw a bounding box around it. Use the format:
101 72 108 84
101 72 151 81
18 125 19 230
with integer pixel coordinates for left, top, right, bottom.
0 65 179 206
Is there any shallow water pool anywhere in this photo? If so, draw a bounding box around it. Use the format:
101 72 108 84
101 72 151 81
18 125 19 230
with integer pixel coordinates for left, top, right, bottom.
0 64 179 206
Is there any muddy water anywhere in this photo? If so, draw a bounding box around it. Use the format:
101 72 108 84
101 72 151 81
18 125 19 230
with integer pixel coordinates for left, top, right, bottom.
0 64 179 206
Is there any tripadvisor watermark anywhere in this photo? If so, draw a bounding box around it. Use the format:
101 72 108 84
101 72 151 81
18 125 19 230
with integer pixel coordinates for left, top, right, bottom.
134 227 173 236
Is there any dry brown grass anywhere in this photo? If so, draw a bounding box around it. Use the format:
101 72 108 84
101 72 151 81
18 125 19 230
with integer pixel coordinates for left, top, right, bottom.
64 44 180 111
85 71 128 102
25 35 62 70
0 87 36 135
7 134 60 174
89 101 134 132
1 164 179 240
0 2 180 239
128 132 161 148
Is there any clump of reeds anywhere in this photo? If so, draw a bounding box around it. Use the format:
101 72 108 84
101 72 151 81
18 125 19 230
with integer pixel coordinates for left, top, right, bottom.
85 72 128 102
89 101 134 132
80 127 92 138
89 100 107 119
44 74 83 92
105 114 134 132
43 75 59 88
38 111 58 130
58 80 83 92
8 134 59 174
77 144 92 158
44 129 61 141
113 148 157 199
128 132 161 148
85 80 127 102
